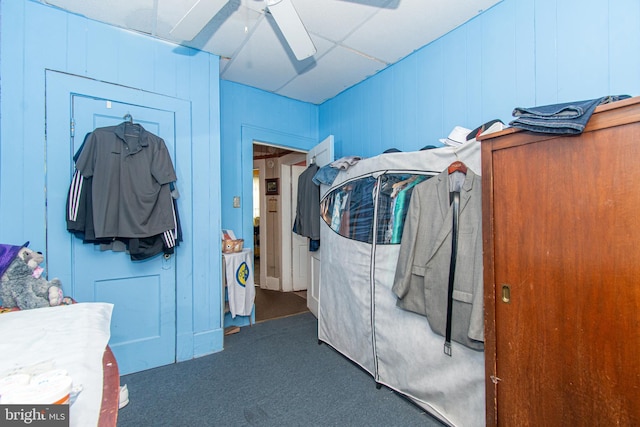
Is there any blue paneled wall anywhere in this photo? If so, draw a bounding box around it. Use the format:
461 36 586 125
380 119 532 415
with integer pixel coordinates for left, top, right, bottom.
0 0 223 360
319 0 640 158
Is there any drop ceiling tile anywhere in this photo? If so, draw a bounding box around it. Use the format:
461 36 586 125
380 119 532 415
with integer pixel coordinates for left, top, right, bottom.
344 0 501 63
220 17 307 92
156 0 197 27
188 4 263 58
293 0 385 43
45 0 157 34
239 0 268 13
277 39 387 104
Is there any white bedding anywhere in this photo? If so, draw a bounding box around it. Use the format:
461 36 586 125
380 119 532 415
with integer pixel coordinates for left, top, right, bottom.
0 303 113 427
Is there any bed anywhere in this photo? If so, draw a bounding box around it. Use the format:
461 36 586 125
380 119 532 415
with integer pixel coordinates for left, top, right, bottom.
0 302 117 426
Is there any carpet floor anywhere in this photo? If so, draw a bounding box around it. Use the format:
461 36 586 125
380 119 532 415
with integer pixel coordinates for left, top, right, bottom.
117 312 443 427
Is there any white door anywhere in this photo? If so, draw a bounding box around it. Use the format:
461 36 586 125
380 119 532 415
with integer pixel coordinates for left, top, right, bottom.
305 136 334 316
288 164 308 292
278 151 307 293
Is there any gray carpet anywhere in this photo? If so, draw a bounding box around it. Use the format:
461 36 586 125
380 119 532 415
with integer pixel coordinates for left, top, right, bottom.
117 312 444 426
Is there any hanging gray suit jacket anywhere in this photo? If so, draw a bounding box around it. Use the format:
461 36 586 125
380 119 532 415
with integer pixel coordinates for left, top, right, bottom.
392 168 484 350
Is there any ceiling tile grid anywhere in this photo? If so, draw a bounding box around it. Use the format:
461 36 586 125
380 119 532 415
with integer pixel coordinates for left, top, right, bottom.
42 0 502 104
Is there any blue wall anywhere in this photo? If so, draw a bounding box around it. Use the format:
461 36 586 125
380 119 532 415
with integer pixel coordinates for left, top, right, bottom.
220 81 318 247
0 0 223 360
319 0 640 158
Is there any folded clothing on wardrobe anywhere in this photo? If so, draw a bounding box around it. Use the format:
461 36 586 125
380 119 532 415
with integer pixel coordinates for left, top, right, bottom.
312 156 363 186
330 156 362 170
509 95 630 134
312 164 340 185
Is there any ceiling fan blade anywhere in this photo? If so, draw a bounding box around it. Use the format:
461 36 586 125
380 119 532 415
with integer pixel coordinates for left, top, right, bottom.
170 0 229 41
265 0 316 61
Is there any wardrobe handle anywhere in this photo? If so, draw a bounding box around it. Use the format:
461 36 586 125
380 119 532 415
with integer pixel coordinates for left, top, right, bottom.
501 284 511 304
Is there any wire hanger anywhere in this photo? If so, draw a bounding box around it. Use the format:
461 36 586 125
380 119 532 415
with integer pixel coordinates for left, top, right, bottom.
122 113 141 138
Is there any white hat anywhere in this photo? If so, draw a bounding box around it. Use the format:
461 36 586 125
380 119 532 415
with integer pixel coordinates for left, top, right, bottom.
439 126 472 146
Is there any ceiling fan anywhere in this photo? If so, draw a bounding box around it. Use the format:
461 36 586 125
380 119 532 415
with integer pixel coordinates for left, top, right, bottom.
170 0 317 61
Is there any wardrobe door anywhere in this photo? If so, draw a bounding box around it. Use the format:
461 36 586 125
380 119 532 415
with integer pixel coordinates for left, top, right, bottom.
482 103 640 426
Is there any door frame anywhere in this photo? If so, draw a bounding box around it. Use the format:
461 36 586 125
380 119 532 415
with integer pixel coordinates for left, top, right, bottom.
248 136 333 313
240 126 318 326
44 70 195 361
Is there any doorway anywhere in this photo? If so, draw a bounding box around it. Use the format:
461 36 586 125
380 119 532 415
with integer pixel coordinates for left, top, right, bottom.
252 142 309 322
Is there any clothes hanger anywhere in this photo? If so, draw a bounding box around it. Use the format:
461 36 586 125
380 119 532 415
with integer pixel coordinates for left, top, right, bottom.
391 175 419 198
392 175 418 189
447 161 467 175
123 113 142 138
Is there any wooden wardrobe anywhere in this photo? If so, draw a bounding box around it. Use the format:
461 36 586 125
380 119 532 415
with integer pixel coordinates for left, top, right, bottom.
480 97 640 426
